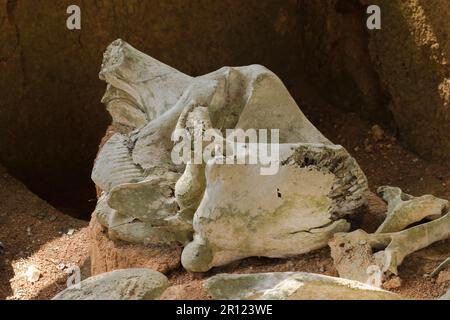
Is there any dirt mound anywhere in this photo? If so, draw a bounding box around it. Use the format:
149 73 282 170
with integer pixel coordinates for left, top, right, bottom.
90 215 182 275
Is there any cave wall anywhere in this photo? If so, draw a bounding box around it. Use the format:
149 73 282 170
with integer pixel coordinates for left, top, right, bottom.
361 0 450 162
295 0 392 125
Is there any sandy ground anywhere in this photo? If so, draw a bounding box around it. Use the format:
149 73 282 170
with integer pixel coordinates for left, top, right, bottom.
0 103 449 300
0 165 90 300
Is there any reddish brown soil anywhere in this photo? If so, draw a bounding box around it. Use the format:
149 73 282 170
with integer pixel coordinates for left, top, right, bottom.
0 103 449 300
0 165 90 300
90 215 182 275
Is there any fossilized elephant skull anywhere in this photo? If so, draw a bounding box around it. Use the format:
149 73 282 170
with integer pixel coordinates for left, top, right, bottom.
92 39 368 272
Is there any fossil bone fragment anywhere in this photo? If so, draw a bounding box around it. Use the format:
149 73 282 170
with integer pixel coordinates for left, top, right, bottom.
99 39 193 133
330 189 450 285
376 186 448 233
92 40 195 244
92 133 145 193
204 273 402 300
92 40 368 267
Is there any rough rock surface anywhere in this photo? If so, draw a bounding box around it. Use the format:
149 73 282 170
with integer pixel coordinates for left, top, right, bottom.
52 268 169 300
204 272 402 300
361 0 450 163
160 282 210 300
437 270 450 285
89 215 181 276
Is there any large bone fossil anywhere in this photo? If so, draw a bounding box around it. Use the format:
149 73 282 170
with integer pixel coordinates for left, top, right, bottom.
92 40 368 272
329 186 450 285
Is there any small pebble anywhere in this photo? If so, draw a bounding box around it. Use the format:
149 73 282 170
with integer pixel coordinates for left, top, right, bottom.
383 276 402 289
370 124 385 142
49 215 57 222
67 228 75 235
25 265 41 283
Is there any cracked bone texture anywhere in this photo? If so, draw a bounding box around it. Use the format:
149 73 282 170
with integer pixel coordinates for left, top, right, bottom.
204 273 402 300
182 143 367 272
330 189 450 285
92 40 368 267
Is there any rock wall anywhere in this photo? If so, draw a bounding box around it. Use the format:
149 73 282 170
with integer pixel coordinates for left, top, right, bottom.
295 0 392 124
361 0 450 162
